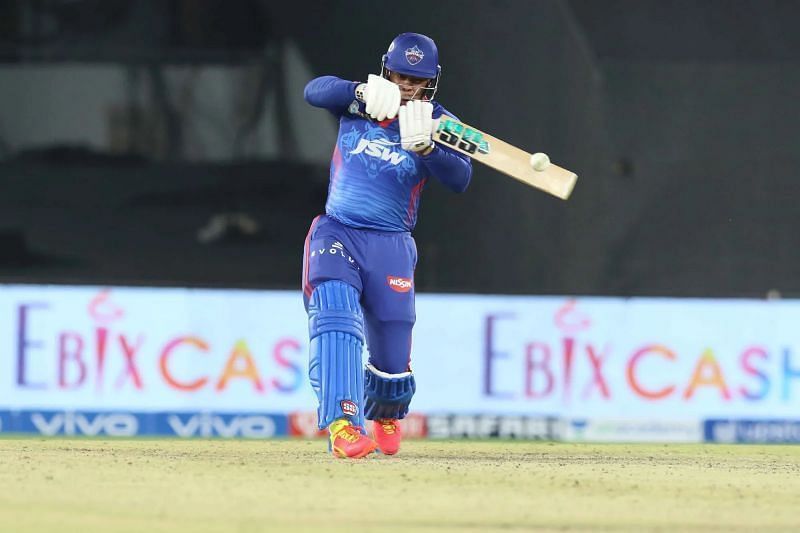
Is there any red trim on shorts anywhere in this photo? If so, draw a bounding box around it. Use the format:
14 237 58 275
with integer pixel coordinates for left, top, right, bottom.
302 215 322 297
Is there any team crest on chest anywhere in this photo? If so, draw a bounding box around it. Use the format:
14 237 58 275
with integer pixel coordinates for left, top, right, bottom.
405 45 424 65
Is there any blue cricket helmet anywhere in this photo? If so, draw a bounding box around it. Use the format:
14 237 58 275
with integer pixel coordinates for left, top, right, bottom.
381 32 441 100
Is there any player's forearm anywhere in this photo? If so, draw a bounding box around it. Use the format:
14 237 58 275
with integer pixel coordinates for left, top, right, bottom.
420 145 472 193
303 76 358 113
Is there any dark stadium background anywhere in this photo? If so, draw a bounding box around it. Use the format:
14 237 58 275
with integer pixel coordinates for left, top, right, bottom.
2 0 798 298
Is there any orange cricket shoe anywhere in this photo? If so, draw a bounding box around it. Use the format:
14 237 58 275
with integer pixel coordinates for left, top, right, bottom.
329 419 378 459
372 418 402 455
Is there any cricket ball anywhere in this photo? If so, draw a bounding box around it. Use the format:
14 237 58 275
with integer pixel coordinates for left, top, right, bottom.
530 152 550 171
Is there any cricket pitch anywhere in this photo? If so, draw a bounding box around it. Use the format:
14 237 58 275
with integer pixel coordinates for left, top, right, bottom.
1 438 799 532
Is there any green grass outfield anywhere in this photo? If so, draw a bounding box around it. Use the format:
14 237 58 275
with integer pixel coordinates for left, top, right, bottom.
1 438 799 532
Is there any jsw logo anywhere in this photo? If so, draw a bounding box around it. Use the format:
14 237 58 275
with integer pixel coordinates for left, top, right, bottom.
349 138 407 165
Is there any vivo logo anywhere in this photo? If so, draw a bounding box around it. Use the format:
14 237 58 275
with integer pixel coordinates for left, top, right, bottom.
349 138 407 165
31 412 138 436
167 414 276 438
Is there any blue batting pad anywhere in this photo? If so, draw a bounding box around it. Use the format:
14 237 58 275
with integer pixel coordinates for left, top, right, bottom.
308 281 366 430
364 363 416 420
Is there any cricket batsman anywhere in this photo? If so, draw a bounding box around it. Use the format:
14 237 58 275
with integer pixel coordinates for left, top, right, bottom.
302 33 472 458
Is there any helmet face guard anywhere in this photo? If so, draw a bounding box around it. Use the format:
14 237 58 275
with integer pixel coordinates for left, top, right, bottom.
380 33 441 101
381 58 441 101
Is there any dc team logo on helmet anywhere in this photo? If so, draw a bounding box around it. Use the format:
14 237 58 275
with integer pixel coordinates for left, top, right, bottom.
405 45 424 66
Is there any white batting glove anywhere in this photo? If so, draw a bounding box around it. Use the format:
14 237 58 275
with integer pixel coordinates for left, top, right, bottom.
399 100 434 153
359 74 401 121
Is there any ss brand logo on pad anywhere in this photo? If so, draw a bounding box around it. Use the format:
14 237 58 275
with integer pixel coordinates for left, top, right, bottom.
340 400 358 417
387 276 413 293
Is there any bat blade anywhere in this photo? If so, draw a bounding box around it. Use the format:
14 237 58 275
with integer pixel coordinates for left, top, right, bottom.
433 116 578 200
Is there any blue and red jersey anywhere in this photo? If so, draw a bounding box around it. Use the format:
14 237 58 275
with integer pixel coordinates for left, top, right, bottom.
304 76 472 232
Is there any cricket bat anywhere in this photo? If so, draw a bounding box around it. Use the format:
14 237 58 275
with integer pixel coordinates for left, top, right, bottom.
433 115 578 200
